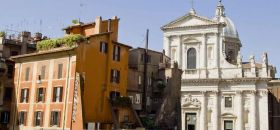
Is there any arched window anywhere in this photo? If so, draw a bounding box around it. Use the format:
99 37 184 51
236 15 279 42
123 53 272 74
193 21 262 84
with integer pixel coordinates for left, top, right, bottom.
187 48 196 69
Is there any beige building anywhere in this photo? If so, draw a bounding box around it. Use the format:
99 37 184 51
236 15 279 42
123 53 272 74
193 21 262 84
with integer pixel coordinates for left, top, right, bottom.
127 48 182 129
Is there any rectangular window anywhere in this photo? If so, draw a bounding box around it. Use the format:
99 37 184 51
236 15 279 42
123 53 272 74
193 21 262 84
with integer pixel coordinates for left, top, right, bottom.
111 69 120 83
18 111 27 126
224 120 233 130
57 64 63 79
141 54 151 63
0 111 10 124
10 51 19 56
41 65 46 80
4 87 13 101
20 89 29 103
53 87 63 102
225 97 232 108
100 42 108 53
37 88 45 102
50 111 60 127
113 45 121 61
7 65 14 79
138 75 142 85
129 96 134 104
25 67 30 81
135 94 141 104
34 111 43 126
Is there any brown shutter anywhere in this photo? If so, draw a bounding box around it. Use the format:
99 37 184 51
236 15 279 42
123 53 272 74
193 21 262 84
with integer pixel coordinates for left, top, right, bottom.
33 112 36 126
59 87 63 102
20 89 24 103
50 111 53 126
40 112 44 127
53 88 56 102
118 46 121 61
117 70 120 83
24 112 27 126
43 88 46 102
26 89 29 102
36 88 38 102
110 70 113 82
58 111 61 127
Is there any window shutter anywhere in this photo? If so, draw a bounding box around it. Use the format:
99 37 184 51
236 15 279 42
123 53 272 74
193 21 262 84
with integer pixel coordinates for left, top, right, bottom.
113 45 116 60
33 112 36 126
118 46 121 61
25 67 30 81
58 111 61 127
110 70 113 82
117 71 120 83
105 43 108 53
36 88 38 102
41 66 46 79
26 89 29 102
40 112 44 127
53 88 56 102
58 64 63 79
99 42 102 52
20 90 24 102
59 87 63 102
43 88 46 102
24 112 27 126
50 112 53 126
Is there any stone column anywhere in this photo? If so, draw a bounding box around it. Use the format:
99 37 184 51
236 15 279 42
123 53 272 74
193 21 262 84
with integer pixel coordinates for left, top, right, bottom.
236 91 244 130
214 33 219 68
200 91 207 130
250 90 257 130
179 35 183 68
202 34 207 68
212 91 219 130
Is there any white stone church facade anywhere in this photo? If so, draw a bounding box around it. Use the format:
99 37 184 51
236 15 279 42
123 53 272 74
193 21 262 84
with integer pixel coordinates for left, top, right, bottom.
162 2 276 130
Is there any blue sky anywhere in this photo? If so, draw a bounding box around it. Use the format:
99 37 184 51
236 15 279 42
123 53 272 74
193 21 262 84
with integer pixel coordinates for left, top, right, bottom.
1 0 280 77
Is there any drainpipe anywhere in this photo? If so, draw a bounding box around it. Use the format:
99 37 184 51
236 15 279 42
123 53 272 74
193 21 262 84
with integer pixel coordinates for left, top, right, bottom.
12 61 22 130
63 51 72 130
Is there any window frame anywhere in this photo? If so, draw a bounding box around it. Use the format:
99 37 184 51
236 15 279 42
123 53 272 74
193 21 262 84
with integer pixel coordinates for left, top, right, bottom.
34 111 43 127
57 64 63 79
187 48 197 69
25 67 30 81
100 41 108 53
52 87 63 102
20 88 29 103
224 97 233 108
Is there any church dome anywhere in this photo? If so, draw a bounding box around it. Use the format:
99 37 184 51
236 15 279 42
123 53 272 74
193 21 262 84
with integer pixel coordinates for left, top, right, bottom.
214 1 239 38
219 16 239 38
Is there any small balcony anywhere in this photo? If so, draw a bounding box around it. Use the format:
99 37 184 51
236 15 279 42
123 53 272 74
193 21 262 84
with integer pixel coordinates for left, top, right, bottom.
185 69 197 74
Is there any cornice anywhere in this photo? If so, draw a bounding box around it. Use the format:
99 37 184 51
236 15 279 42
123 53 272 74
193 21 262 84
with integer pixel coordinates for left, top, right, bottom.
182 77 271 84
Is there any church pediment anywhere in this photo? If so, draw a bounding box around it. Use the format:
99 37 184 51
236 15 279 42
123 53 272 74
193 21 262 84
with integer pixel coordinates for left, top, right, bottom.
162 14 218 30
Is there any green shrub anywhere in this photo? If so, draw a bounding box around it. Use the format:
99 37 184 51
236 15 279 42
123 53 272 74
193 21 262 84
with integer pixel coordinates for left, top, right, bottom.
0 31 5 37
36 34 86 51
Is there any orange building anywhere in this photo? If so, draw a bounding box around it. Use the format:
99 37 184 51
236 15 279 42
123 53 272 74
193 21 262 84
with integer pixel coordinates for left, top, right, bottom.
11 17 138 130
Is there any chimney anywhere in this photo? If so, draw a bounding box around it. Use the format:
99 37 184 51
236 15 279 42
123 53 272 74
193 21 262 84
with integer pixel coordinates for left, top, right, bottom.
108 19 112 32
20 31 31 54
95 16 102 34
34 32 42 42
20 31 31 43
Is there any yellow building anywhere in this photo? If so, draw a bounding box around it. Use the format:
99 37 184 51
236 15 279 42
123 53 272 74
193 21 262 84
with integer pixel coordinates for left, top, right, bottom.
63 16 135 129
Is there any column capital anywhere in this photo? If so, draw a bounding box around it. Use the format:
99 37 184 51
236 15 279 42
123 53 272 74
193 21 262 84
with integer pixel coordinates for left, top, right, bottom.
249 90 257 95
212 91 219 96
236 90 243 95
200 91 207 96
258 90 268 96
